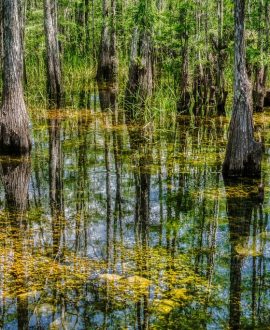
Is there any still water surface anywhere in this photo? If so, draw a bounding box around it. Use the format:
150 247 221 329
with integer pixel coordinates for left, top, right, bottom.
0 98 270 329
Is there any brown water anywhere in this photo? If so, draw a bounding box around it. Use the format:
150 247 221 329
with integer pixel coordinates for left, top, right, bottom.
0 101 270 329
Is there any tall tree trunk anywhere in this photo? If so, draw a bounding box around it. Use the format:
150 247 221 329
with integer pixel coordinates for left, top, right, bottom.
253 0 269 113
223 0 262 177
215 0 228 115
85 0 90 54
192 0 204 113
0 0 31 155
44 0 62 108
177 5 191 114
125 27 153 111
97 0 118 85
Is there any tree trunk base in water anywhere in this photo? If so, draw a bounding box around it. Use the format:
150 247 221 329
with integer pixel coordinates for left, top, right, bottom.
0 106 31 155
223 141 262 178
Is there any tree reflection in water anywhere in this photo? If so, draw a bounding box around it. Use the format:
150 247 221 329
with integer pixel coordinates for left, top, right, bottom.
0 158 31 330
0 107 270 328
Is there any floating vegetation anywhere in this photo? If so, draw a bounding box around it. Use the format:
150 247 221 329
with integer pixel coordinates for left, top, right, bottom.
1 109 270 329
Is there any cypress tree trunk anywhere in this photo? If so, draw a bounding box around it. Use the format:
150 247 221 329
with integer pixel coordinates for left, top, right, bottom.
177 5 191 114
125 27 153 109
253 0 269 113
253 65 267 112
97 0 118 85
177 35 190 113
223 0 262 177
0 0 31 155
215 0 228 115
44 0 62 108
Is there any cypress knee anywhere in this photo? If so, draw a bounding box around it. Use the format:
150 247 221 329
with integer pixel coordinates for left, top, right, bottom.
0 0 31 155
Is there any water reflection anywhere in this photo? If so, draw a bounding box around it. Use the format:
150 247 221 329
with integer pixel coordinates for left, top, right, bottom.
0 157 31 330
1 106 270 328
49 118 64 259
225 179 267 330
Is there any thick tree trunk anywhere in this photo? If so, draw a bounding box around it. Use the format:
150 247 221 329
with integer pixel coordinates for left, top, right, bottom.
44 0 62 108
97 0 118 85
223 0 262 177
0 0 31 155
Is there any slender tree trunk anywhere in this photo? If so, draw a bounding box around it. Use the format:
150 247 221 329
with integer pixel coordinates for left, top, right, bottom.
0 1 4 69
44 0 62 108
253 65 267 112
192 0 204 114
0 0 31 155
215 0 228 115
177 5 191 114
85 0 90 54
253 0 269 112
223 0 262 177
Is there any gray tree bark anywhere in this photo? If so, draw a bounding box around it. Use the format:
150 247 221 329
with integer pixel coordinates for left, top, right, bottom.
0 0 31 155
223 0 262 177
44 0 62 108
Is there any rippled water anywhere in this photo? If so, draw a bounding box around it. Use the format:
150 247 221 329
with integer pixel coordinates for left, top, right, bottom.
0 97 270 329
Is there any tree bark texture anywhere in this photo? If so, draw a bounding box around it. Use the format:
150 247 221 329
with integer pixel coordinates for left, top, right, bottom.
215 0 228 115
97 0 118 85
125 27 153 110
253 0 268 113
0 0 31 155
253 65 267 112
44 0 62 108
223 0 262 177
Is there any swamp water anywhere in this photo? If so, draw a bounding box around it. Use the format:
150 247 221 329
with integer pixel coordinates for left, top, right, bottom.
0 101 270 329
